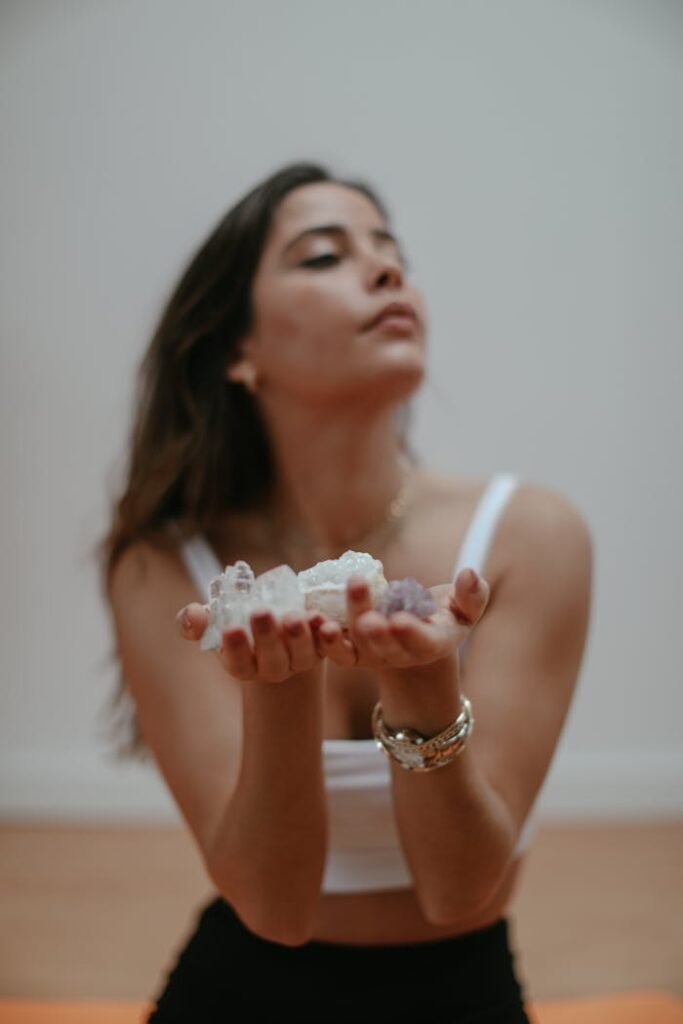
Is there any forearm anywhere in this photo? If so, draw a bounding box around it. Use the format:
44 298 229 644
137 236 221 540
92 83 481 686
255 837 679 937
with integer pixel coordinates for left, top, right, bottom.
378 653 515 924
207 667 326 945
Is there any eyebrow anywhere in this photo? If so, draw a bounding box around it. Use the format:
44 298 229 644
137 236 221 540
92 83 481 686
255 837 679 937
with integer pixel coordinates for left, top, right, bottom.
282 223 403 257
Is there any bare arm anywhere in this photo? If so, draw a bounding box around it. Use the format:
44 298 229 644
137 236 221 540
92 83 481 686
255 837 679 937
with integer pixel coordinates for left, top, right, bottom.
377 486 593 923
203 650 327 945
316 484 593 923
108 543 328 945
376 653 515 923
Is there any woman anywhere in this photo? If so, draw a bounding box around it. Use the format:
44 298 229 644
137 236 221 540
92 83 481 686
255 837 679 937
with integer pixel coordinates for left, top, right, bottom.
99 161 592 1021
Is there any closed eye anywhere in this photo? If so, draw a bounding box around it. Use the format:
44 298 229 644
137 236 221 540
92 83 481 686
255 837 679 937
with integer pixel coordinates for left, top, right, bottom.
301 254 340 268
301 252 412 272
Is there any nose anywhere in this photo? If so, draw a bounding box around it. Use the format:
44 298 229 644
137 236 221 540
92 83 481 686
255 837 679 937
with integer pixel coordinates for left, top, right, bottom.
365 251 404 291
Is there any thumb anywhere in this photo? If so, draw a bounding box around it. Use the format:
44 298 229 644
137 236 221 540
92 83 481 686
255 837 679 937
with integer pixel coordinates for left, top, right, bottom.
449 569 490 627
176 602 208 640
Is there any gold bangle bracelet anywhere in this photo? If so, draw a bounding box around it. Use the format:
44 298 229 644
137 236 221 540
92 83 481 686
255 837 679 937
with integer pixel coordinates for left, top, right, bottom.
371 695 474 772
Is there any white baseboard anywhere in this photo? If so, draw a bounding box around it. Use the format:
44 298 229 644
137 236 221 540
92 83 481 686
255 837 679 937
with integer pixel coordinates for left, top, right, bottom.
1 748 681 823
532 749 683 820
0 749 181 823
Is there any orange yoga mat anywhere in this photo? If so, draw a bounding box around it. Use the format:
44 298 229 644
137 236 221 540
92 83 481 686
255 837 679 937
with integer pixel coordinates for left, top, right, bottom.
1 991 682 1023
1 991 683 1024
529 991 683 1023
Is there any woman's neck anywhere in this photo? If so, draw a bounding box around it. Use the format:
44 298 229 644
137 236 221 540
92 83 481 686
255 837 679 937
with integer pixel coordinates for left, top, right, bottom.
248 406 420 566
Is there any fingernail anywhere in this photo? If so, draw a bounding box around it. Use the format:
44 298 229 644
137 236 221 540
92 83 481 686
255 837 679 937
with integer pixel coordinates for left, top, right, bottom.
468 570 479 593
182 610 192 631
454 608 474 626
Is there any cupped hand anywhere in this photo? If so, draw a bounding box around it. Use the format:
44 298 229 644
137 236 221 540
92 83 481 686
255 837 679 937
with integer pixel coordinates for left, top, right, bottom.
176 603 326 683
312 568 490 671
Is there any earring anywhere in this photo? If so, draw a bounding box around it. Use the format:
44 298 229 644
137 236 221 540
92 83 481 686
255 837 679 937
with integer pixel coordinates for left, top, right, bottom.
228 363 259 394
243 366 259 395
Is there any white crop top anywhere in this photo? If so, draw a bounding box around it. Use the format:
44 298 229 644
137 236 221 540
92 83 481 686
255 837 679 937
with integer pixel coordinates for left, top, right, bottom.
176 473 538 894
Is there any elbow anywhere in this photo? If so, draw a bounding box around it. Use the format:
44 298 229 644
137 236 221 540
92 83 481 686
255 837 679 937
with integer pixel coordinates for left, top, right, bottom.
419 879 498 927
419 831 516 926
246 913 317 948
227 894 318 947
207 861 320 948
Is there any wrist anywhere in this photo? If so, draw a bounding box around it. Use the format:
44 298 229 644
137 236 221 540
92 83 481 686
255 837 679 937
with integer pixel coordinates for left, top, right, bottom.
241 664 323 735
372 693 474 772
377 651 461 736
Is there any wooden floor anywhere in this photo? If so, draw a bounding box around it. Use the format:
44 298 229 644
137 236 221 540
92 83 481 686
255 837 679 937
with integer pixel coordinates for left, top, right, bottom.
1 820 681 1002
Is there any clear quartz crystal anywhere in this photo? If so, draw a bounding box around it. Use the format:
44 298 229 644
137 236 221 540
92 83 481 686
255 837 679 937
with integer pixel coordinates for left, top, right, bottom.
232 561 255 594
297 550 388 626
200 561 304 650
251 565 305 619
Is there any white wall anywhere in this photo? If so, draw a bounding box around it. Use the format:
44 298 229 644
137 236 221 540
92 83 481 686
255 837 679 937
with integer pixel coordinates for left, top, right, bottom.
1 0 681 823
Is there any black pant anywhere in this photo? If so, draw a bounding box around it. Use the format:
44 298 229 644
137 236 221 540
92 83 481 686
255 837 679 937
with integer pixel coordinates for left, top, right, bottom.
147 896 532 1022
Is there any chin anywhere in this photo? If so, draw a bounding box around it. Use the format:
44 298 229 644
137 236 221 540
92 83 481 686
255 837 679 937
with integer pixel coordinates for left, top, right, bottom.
365 360 425 403
379 346 425 378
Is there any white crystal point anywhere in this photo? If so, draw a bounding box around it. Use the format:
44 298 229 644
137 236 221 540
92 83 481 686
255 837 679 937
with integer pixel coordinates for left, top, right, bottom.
229 560 256 595
297 550 388 626
251 564 306 618
199 619 223 652
200 561 305 651
201 560 256 651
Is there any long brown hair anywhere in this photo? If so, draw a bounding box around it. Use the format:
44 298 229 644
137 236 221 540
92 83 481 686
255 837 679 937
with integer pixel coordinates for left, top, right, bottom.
94 160 417 759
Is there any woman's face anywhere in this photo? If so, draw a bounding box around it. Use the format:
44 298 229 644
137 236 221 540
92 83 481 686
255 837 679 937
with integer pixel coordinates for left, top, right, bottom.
230 182 428 407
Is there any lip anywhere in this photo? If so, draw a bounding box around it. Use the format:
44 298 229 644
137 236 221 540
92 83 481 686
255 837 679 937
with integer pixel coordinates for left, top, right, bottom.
365 301 418 331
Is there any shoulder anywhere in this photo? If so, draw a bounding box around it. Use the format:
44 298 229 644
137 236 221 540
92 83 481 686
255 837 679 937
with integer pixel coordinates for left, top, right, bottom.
421 467 590 536
503 478 592 541
107 535 200 649
485 480 594 664
424 469 592 590
108 539 159 597
108 528 192 598
500 480 593 583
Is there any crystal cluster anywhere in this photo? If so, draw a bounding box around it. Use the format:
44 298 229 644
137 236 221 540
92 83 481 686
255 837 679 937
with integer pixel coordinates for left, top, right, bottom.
199 552 435 653
200 561 305 650
376 577 436 619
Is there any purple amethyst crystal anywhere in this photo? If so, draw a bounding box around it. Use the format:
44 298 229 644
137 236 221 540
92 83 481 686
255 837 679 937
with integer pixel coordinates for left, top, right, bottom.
377 577 437 619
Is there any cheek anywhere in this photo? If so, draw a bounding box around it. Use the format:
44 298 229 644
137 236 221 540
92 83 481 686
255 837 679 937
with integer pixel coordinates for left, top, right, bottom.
260 285 356 364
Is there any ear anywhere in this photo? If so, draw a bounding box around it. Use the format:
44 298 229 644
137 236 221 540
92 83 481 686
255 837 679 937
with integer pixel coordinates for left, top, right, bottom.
225 355 260 394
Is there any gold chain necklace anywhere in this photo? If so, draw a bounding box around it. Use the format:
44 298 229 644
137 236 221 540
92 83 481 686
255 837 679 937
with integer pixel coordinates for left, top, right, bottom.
268 459 416 567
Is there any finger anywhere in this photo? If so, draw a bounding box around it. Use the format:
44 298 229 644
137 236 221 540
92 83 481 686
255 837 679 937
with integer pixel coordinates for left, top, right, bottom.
306 611 328 660
306 611 325 632
250 609 291 682
346 576 374 630
317 620 358 667
450 569 490 627
346 579 387 662
219 627 257 681
281 613 320 674
387 611 454 660
176 602 208 641
354 610 413 666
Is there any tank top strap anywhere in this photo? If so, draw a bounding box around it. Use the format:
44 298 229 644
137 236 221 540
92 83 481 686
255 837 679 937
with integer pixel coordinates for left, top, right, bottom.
451 472 521 582
177 532 224 602
452 473 521 668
